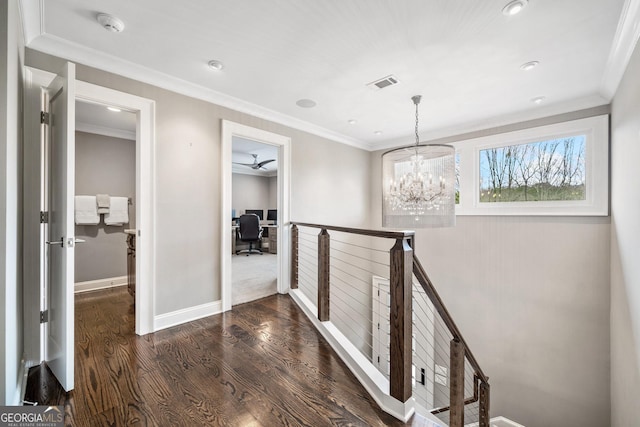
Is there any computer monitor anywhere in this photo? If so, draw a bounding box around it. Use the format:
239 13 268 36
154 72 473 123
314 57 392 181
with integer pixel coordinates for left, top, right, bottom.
245 209 263 220
267 209 277 222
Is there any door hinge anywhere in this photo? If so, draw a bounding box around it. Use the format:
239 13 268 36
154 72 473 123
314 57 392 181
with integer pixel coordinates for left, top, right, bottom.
40 310 49 324
40 211 49 223
40 111 50 125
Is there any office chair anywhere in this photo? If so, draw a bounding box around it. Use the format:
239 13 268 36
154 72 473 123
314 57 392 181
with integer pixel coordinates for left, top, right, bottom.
236 214 263 256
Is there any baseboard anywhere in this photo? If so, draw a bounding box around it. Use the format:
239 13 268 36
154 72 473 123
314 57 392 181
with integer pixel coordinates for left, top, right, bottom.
289 289 415 423
75 276 127 293
154 300 223 332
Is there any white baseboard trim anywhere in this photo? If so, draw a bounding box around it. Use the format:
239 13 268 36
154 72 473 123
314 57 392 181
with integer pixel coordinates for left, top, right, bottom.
154 300 223 332
466 416 526 427
289 289 415 422
75 276 127 293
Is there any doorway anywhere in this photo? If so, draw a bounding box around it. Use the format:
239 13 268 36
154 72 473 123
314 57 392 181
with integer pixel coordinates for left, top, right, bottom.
231 137 279 305
73 99 136 300
23 67 156 392
74 80 155 336
221 121 291 312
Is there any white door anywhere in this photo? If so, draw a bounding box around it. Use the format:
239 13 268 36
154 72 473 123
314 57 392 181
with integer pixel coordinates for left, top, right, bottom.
45 62 76 391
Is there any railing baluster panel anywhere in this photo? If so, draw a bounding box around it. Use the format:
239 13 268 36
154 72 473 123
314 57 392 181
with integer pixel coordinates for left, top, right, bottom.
318 228 330 321
389 237 413 402
291 224 298 289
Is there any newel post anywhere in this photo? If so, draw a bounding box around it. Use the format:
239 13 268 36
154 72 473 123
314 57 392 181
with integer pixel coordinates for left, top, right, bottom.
291 224 298 289
389 237 413 402
479 380 490 427
318 228 330 321
450 339 465 427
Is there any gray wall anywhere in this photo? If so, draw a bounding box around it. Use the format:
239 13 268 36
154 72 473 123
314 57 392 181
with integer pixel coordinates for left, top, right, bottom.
610 38 640 426
74 131 135 282
268 176 277 210
0 0 24 405
25 49 372 316
370 119 611 426
231 173 272 218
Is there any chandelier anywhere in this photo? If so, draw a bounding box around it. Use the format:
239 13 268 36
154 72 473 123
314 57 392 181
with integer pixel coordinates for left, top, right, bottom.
382 95 456 228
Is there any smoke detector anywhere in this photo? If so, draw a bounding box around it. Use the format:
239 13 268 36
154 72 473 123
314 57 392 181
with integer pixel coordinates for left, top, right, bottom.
97 14 125 33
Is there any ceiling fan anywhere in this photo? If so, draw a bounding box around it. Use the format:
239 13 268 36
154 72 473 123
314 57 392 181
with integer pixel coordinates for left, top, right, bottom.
233 154 275 170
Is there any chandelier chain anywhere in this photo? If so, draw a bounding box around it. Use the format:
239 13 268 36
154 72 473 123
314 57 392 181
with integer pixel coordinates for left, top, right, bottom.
415 101 419 146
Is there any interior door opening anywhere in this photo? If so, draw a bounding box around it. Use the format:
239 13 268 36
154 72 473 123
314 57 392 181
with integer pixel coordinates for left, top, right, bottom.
73 99 137 331
231 136 280 306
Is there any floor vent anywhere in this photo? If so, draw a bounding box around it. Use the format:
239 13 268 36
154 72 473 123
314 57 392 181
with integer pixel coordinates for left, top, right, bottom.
367 74 399 90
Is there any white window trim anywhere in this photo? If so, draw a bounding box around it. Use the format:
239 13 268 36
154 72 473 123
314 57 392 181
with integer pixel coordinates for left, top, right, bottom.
454 114 609 216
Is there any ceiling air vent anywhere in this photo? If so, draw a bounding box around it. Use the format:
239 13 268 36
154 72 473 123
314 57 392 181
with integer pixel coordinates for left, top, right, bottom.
367 75 400 90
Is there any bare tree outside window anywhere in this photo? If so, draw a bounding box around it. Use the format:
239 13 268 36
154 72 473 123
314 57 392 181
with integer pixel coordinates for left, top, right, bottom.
479 136 586 202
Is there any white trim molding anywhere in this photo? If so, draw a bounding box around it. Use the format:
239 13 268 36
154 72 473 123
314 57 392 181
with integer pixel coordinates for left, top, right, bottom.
600 0 640 99
25 32 370 151
74 276 127 293
455 115 609 216
221 121 291 313
75 80 156 336
154 300 222 332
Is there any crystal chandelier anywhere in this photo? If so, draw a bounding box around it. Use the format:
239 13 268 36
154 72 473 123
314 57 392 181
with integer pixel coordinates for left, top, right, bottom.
382 95 456 228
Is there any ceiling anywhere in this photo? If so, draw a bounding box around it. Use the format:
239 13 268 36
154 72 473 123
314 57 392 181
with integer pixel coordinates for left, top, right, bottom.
76 100 136 140
232 136 278 176
23 0 638 151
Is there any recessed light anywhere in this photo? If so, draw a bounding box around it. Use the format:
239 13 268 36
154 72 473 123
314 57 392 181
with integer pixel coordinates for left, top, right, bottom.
502 0 528 16
296 99 317 108
531 96 546 105
107 106 121 112
520 61 539 71
207 60 224 71
374 130 383 135
97 13 125 33
348 119 357 125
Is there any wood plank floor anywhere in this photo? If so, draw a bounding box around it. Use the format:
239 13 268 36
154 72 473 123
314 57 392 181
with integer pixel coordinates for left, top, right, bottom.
26 287 433 426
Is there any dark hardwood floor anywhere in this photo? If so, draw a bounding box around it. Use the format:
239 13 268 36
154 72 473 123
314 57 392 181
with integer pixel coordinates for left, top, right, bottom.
26 287 433 426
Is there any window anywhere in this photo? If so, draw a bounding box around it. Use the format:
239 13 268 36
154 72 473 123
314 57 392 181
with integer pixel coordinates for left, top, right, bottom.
454 115 609 216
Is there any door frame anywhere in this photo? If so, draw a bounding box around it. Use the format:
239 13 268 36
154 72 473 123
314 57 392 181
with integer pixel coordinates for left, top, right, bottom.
221 121 291 312
75 81 156 335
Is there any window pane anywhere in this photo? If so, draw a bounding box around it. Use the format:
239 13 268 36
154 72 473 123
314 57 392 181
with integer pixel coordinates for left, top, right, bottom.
479 136 586 203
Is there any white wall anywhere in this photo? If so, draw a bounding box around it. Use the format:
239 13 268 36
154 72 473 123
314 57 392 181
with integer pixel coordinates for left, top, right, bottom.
25 49 372 318
74 131 135 282
231 173 271 218
0 0 24 405
370 116 611 426
610 39 640 426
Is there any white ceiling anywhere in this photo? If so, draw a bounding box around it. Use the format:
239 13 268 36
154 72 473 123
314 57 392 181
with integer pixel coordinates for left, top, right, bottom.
76 100 136 140
232 136 278 176
23 0 638 150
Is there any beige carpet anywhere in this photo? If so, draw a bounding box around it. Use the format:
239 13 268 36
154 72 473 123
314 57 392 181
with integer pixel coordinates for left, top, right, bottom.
232 252 278 306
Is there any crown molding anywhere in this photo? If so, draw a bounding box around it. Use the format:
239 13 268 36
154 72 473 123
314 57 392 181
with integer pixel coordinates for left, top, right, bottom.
18 0 44 45
600 0 640 99
374 95 609 152
76 122 136 141
25 31 372 152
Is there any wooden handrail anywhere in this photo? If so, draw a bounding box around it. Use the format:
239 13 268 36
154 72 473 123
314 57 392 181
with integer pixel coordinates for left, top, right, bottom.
291 222 415 240
290 221 489 424
413 256 488 383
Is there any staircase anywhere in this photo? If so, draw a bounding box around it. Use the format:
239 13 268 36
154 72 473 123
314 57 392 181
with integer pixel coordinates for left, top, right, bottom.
288 222 492 426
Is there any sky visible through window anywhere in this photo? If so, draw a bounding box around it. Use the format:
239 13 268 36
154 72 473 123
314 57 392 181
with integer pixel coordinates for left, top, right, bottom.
479 135 586 203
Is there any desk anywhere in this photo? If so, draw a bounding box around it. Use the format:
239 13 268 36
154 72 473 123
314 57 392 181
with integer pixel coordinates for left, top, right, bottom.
264 225 277 254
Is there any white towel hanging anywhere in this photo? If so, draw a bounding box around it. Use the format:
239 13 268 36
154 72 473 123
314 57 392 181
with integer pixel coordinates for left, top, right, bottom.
75 195 100 225
104 196 129 226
